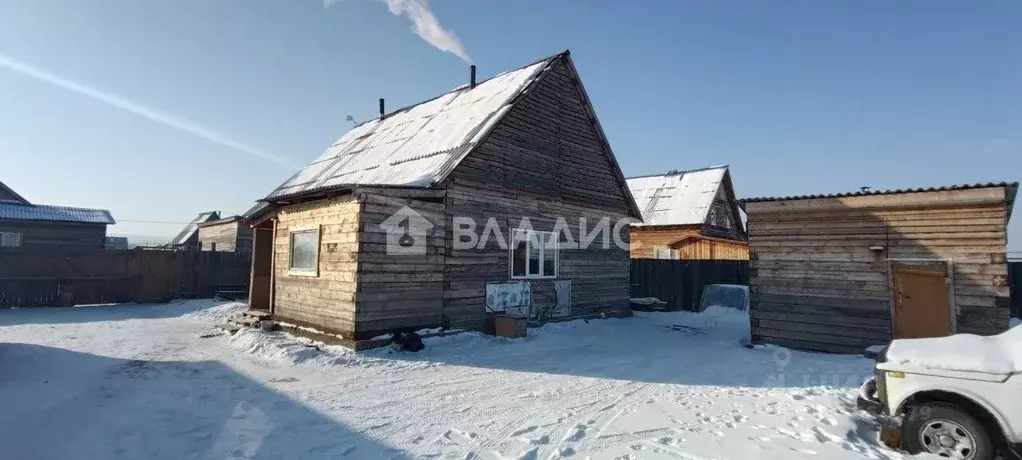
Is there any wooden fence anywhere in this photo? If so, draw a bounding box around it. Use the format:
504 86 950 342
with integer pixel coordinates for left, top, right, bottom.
1010 262 1021 319
630 259 750 311
0 248 250 308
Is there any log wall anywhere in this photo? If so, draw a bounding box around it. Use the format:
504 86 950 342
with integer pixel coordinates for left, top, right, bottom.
441 56 635 331
746 186 1012 354
352 187 447 339
272 195 361 337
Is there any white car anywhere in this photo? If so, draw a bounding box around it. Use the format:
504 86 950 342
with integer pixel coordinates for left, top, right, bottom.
858 326 1022 460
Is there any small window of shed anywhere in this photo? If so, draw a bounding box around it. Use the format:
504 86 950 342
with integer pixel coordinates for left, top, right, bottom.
289 228 320 276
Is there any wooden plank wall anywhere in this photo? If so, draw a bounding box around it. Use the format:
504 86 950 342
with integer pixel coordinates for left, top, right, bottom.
440 55 635 331
0 248 183 307
444 180 632 330
629 259 749 310
674 237 749 260
0 221 107 250
353 188 447 339
272 195 360 338
747 187 1012 354
628 226 701 259
199 221 247 251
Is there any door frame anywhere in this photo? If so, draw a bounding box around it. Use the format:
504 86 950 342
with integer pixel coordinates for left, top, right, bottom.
886 258 957 338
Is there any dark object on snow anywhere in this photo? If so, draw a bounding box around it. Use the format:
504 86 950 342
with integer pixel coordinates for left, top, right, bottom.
390 331 425 352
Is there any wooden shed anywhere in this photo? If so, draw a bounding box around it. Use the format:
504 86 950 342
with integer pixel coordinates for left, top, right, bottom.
197 216 253 253
246 51 641 347
744 182 1018 354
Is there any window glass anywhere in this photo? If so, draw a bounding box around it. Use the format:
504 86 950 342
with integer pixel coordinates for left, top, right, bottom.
289 230 318 271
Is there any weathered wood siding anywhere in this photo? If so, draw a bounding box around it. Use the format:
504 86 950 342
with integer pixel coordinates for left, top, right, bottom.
0 221 106 250
443 56 634 331
272 195 360 337
747 187 1012 354
198 221 253 253
674 237 749 260
628 226 701 259
353 188 447 339
444 181 632 330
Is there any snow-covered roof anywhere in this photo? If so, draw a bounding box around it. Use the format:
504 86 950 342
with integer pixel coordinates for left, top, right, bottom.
170 211 219 246
0 202 115 225
265 54 561 201
626 166 728 226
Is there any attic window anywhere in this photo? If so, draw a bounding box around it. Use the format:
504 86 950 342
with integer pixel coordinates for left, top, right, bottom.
709 202 733 230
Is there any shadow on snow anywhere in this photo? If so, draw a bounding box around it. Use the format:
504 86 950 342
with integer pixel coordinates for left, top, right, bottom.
0 343 410 460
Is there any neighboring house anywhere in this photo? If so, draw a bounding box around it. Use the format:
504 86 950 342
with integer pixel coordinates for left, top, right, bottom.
168 211 220 250
626 165 748 260
247 50 642 347
744 182 1018 354
196 215 253 253
0 180 115 250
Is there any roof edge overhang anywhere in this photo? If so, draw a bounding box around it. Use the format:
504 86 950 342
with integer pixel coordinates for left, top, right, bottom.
742 183 1018 216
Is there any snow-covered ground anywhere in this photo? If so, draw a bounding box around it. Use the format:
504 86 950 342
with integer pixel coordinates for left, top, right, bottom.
0 300 906 460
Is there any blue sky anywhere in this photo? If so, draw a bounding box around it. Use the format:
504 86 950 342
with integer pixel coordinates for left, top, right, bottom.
1 1 1020 249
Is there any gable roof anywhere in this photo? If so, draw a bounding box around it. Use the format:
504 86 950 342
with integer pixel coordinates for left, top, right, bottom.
0 202 115 224
262 51 642 218
265 54 559 201
626 165 731 226
170 211 220 245
0 180 30 205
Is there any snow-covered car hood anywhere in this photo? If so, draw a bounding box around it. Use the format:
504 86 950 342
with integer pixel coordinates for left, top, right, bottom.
883 327 1022 377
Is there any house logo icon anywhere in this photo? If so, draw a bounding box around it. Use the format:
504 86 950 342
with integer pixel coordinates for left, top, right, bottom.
379 206 433 255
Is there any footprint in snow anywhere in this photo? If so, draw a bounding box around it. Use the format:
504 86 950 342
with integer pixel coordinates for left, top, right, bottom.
563 424 587 443
511 426 538 437
819 417 836 426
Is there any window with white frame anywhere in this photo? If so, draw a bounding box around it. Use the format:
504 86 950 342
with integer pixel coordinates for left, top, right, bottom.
653 246 675 260
288 228 320 275
510 230 557 279
0 232 22 248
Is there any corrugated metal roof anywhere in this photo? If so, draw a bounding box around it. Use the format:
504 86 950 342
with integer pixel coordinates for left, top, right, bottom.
741 182 1018 203
0 202 115 224
265 53 562 201
170 211 219 246
626 166 728 226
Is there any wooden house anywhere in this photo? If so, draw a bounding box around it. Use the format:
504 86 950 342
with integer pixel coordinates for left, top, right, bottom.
744 182 1018 354
168 211 220 250
626 166 748 260
0 180 115 250
246 51 641 347
197 216 253 252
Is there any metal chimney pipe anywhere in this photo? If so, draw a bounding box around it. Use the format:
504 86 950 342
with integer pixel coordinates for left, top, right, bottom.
469 65 476 89
379 98 385 119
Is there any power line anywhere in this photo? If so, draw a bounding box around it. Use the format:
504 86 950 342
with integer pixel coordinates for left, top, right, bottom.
114 219 192 224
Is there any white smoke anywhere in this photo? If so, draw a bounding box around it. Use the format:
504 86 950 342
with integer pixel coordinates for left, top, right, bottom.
325 0 472 64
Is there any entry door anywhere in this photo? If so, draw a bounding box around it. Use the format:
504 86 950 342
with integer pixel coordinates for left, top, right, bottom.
248 226 274 312
891 263 952 339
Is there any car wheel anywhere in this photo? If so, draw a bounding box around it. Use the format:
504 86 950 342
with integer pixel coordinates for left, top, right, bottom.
902 402 993 460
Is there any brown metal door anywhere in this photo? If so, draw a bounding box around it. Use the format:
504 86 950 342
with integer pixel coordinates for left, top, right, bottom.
892 263 951 339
